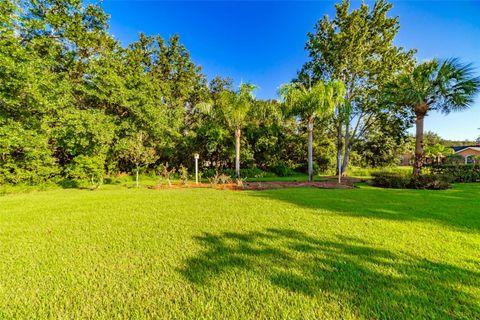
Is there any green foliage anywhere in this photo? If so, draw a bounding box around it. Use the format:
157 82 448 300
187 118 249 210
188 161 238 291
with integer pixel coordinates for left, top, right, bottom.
444 154 466 165
371 171 451 190
218 83 257 130
0 120 58 184
53 109 115 163
0 0 474 186
347 166 411 178
66 155 106 188
301 0 416 174
270 161 295 177
115 131 158 172
207 171 221 185
203 167 268 179
408 175 452 190
0 0 211 185
206 170 233 185
385 58 480 175
355 135 401 168
387 59 480 116
179 165 189 184
279 80 344 180
425 143 453 159
157 163 176 186
279 81 339 124
195 83 258 177
371 172 410 189
430 164 480 183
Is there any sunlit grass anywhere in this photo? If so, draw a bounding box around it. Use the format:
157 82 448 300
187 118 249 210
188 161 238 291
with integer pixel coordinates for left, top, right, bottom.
1 184 479 318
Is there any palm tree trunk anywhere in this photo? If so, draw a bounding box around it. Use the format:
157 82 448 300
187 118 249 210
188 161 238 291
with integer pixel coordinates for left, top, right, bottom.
413 112 425 177
341 123 350 176
235 127 241 178
307 121 314 182
336 120 343 176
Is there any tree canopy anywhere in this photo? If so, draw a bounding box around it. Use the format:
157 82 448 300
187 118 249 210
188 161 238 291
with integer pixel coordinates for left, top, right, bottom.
300 0 416 175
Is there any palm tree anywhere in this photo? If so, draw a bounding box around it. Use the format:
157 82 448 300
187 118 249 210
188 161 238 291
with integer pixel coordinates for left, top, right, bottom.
197 84 256 178
387 59 479 176
279 80 344 182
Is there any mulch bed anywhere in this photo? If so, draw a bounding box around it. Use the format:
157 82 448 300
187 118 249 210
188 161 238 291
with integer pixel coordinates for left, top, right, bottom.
242 180 355 190
148 177 362 191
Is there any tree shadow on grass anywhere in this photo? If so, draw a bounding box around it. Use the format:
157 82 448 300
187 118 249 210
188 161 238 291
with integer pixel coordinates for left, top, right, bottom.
249 186 480 232
181 228 480 319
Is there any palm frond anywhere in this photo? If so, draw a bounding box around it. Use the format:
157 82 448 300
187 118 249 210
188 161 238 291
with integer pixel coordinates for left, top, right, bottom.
435 58 480 114
385 58 479 117
278 80 342 121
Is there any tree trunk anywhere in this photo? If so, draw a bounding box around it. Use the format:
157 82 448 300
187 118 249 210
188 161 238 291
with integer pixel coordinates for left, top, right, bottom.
413 112 425 177
336 120 343 176
342 145 352 177
235 127 241 178
341 123 350 177
136 166 139 188
307 121 314 182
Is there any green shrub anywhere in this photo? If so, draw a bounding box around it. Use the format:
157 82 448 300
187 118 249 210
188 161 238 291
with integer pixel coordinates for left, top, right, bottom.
0 121 58 185
66 155 106 188
315 157 332 173
201 168 217 179
270 161 294 177
429 164 480 183
203 167 268 179
371 171 451 190
297 162 325 176
179 165 189 185
371 172 410 189
104 177 121 185
409 175 451 190
443 154 465 165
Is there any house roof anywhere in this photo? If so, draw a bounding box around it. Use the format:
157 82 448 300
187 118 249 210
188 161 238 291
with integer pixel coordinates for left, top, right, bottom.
453 146 480 153
452 145 479 152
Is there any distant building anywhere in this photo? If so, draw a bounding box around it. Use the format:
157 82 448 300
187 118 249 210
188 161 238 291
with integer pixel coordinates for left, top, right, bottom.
399 145 480 166
452 146 480 164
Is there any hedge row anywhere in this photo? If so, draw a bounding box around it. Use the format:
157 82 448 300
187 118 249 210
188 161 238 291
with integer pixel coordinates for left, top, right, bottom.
429 164 480 183
371 172 451 190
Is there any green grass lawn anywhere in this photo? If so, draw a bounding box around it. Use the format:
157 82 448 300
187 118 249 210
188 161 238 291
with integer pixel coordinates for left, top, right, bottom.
1 184 479 319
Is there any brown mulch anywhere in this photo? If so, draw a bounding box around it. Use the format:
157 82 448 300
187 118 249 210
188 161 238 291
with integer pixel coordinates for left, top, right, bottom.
147 183 213 190
243 179 360 191
147 177 362 191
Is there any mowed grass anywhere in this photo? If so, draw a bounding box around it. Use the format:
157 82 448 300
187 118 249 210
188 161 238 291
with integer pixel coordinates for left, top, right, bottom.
1 184 479 319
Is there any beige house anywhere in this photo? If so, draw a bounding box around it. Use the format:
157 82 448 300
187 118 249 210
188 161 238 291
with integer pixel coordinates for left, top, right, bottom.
454 146 480 164
400 145 480 166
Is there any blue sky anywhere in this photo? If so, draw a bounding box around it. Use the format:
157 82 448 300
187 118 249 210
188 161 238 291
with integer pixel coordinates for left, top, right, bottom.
102 0 480 141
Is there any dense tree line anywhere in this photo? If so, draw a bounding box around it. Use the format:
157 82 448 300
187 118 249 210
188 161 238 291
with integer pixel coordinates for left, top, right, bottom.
0 0 332 185
1 0 477 186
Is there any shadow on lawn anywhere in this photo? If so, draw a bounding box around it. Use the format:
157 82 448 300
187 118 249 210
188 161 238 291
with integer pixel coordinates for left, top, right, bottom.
249 186 480 232
181 228 479 319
